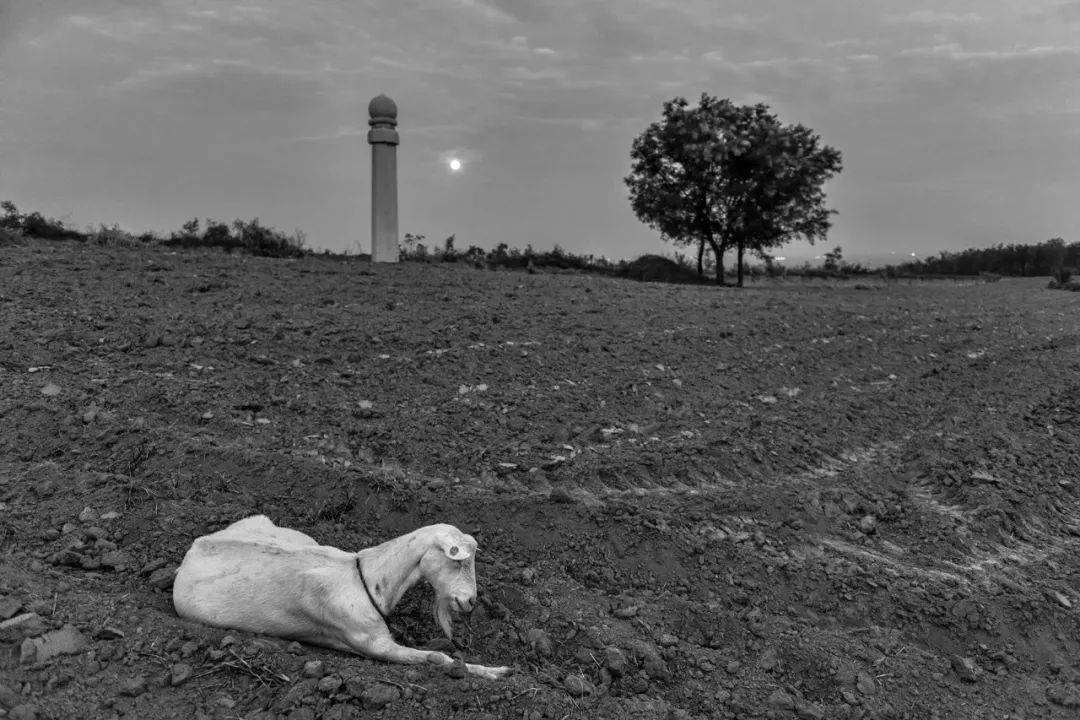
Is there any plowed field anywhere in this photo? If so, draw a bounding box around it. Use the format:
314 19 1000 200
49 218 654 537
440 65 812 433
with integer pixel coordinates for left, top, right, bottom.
2 241 1080 719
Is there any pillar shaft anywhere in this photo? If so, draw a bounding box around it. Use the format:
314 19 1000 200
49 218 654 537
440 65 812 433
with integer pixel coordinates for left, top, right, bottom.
370 143 398 262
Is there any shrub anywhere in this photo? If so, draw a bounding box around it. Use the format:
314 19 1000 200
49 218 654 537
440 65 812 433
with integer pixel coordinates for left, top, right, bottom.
233 218 306 258
2 201 84 241
399 233 428 261
619 254 702 283
202 220 238 252
1 200 19 230
89 223 140 248
442 234 457 261
164 217 305 257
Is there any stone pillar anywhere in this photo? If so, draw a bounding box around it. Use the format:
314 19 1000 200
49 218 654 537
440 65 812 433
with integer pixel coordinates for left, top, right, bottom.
368 94 399 262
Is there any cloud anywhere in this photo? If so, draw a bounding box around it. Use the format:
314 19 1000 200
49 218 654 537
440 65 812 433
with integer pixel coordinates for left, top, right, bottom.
109 57 320 95
289 127 368 144
510 115 631 132
890 10 982 25
453 0 517 24
899 42 1080 61
1023 1 1080 22
502 65 567 83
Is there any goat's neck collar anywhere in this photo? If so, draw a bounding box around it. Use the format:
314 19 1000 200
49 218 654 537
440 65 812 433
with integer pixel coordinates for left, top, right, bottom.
356 555 389 624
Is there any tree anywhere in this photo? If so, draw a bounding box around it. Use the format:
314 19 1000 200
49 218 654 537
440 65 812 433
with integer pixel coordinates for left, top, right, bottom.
625 94 842 286
1 200 20 229
824 246 843 273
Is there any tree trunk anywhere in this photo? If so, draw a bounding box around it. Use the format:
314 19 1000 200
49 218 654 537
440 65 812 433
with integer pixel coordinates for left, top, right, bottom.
736 238 745 288
708 239 725 284
696 238 705 277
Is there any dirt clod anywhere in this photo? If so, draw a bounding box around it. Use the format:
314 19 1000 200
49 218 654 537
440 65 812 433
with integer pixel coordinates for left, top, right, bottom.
147 567 176 590
169 662 193 686
0 597 22 620
1047 684 1080 708
317 675 343 694
0 613 47 643
758 646 780 671
605 646 628 677
952 655 980 683
549 487 575 504
0 682 21 709
19 624 87 664
117 675 147 697
859 515 878 534
563 673 596 696
768 688 796 710
360 682 401 710
8 704 39 720
302 659 325 678
796 700 826 719
446 658 468 679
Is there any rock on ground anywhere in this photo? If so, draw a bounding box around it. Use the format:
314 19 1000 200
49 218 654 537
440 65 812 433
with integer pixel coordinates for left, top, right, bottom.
19 625 88 664
0 613 47 643
360 683 400 710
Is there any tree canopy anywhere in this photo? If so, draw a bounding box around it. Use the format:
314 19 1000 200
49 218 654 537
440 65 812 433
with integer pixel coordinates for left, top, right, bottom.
625 94 842 286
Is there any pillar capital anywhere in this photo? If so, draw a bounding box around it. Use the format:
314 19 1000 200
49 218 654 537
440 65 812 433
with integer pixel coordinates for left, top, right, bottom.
368 94 399 145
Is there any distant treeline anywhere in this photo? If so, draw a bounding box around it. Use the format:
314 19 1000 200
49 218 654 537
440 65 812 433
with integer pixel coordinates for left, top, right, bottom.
885 238 1077 278
3 198 1075 285
1 201 306 258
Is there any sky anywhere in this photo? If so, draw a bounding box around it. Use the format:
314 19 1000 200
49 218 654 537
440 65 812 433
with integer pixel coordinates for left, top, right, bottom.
1 1 1079 264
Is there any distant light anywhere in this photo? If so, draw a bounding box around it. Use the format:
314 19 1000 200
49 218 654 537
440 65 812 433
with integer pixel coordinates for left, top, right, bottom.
910 252 916 257
449 158 462 171
774 256 786 261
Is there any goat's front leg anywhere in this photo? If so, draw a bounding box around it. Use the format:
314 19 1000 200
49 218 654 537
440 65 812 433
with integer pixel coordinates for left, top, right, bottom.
462 661 513 680
361 634 454 667
353 634 512 679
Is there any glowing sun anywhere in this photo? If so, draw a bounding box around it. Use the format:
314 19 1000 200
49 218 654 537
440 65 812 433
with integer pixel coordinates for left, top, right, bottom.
448 158 462 172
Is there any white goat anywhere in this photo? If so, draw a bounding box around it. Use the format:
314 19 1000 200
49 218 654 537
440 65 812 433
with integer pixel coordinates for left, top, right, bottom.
172 515 511 680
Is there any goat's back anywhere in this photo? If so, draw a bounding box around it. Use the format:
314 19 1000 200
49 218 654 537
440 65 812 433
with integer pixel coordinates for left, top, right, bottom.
173 515 354 637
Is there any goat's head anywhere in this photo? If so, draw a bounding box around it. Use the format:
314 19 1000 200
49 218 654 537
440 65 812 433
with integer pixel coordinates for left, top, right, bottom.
418 524 479 639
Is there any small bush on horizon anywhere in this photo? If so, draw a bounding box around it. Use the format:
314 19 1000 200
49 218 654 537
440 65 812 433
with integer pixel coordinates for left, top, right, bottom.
163 216 306 258
1 200 84 241
88 223 141 248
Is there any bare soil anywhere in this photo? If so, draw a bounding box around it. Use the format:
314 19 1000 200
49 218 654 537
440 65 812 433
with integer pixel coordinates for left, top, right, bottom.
2 241 1080 720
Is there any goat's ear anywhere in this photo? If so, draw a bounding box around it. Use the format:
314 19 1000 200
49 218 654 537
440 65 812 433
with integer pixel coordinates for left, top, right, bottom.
438 534 475 560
